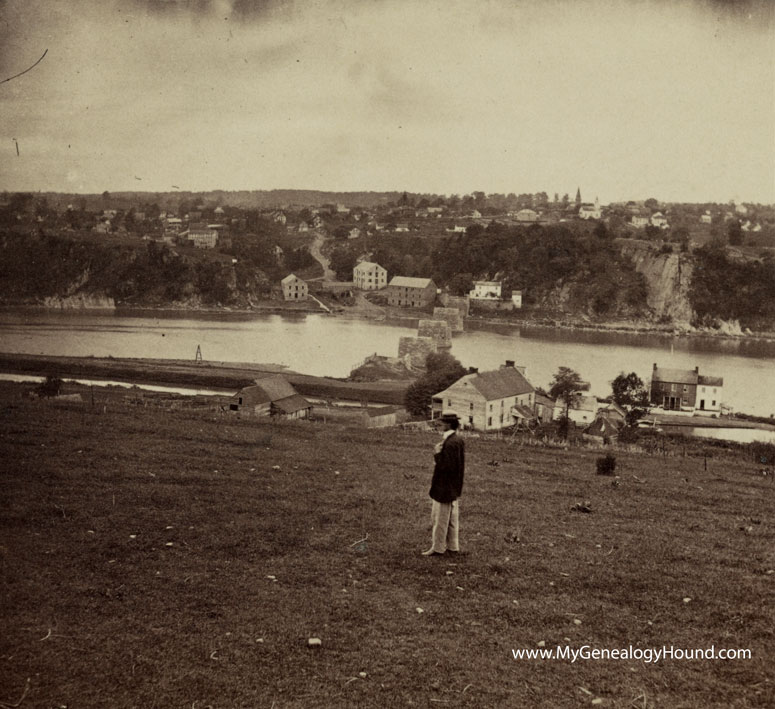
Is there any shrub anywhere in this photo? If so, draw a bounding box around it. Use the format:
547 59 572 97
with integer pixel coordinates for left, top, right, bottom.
36 375 64 398
596 453 617 476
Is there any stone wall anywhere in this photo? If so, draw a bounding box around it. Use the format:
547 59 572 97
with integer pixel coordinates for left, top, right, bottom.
418 319 452 348
469 298 514 311
439 294 470 318
398 336 437 370
433 307 464 332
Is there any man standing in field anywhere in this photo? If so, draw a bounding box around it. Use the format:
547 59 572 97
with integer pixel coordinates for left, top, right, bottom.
422 409 465 556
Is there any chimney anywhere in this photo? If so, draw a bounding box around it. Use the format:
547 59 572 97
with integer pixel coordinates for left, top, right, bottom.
504 360 515 368
695 366 699 373
653 363 657 370
468 367 478 374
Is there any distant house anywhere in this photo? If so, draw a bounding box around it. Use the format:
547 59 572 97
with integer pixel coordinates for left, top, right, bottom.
165 217 183 233
578 199 602 220
700 213 712 225
348 227 362 239
630 215 649 228
650 212 669 229
469 209 482 219
281 274 308 301
556 395 599 425
469 281 502 300
515 208 539 223
432 362 535 431
271 211 287 225
650 363 724 414
297 221 309 232
395 222 410 232
447 225 467 233
386 276 436 308
583 415 621 443
187 224 218 249
534 393 556 423
353 261 387 290
511 290 523 309
229 375 311 420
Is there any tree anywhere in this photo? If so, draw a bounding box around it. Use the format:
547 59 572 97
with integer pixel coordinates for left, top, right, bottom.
447 273 473 296
611 371 650 426
727 220 743 246
548 367 589 437
644 197 659 210
404 353 467 417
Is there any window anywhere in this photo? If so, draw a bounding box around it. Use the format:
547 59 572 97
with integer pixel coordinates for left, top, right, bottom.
488 416 492 426
500 413 504 423
469 402 474 411
468 416 473 425
238 397 243 405
500 400 504 408
683 385 687 392
448 399 452 407
489 403 493 411
712 400 716 407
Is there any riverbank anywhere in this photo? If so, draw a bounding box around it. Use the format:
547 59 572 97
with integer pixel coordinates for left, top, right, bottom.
7 299 775 343
0 353 410 406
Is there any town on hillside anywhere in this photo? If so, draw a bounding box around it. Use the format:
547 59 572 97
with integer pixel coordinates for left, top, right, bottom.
2 190 775 333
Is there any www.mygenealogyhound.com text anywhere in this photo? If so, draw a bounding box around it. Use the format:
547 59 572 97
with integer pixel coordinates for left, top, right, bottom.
511 645 751 663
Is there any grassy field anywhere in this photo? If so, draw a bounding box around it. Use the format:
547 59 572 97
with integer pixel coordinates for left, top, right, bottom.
1 383 773 708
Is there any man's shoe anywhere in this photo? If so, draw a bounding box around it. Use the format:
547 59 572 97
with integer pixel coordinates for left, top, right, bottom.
421 548 444 556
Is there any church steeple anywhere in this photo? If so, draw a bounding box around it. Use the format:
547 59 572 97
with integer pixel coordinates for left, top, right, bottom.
575 187 582 204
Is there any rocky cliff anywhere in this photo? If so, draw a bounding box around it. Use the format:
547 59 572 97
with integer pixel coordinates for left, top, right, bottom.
618 240 694 324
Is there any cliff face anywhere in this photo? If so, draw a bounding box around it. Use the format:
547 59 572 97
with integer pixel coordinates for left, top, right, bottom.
619 241 695 324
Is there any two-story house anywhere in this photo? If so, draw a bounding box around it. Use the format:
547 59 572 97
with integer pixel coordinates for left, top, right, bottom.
432 362 535 431
353 261 387 290
281 274 308 301
469 281 502 300
650 363 724 414
386 276 436 307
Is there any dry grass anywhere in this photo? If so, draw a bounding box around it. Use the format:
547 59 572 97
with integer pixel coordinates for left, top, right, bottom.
1 383 773 708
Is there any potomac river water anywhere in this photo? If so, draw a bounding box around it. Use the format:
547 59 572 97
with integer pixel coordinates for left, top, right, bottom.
0 308 773 419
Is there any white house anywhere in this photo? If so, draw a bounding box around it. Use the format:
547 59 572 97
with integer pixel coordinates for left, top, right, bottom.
353 261 387 290
469 281 502 300
511 290 523 308
555 395 599 425
514 209 539 223
579 198 602 220
432 362 535 431
700 213 713 224
650 212 669 229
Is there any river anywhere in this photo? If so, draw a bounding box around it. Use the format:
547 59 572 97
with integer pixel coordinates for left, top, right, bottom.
0 308 774 418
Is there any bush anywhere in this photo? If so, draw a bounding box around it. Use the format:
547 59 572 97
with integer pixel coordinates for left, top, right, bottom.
36 375 63 398
596 453 617 476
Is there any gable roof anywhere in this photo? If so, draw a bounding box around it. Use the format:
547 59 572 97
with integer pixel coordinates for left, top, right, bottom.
652 367 698 385
584 416 620 439
388 276 433 289
354 261 384 272
235 375 298 405
698 375 724 387
281 273 304 285
436 367 534 401
272 394 312 414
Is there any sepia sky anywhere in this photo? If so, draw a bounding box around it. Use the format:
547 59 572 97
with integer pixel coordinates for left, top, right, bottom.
1 0 773 203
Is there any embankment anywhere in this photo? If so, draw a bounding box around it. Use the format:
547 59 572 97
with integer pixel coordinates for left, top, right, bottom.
0 353 410 405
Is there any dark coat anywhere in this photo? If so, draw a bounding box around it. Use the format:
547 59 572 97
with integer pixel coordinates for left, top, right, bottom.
429 432 465 503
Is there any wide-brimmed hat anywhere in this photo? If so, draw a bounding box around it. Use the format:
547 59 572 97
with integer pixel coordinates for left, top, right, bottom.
440 409 460 422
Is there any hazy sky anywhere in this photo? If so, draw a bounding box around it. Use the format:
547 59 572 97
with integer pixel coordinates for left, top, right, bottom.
1 0 773 203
